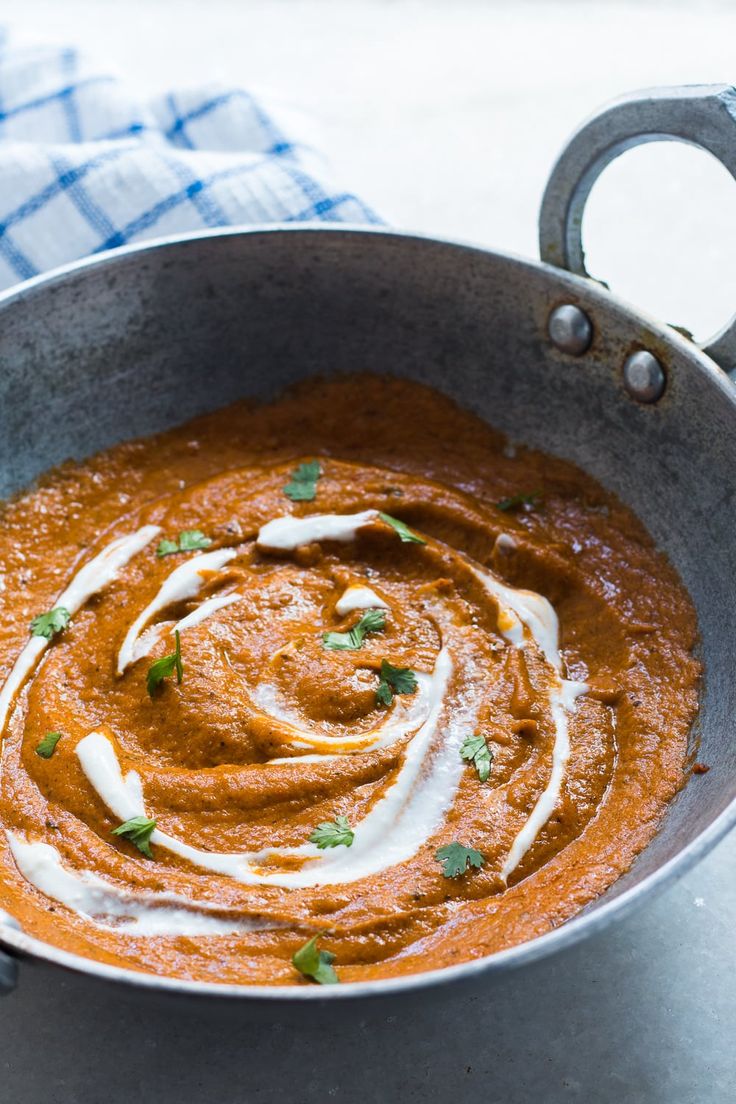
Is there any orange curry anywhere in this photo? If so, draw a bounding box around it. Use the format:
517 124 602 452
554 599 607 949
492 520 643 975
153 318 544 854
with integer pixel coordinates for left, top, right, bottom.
0 377 699 985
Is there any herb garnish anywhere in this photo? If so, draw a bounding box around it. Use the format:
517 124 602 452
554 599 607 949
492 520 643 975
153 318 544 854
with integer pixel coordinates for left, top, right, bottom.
376 659 418 707
146 629 184 697
435 842 485 878
112 815 157 859
309 815 354 849
496 491 541 512
378 512 426 544
30 606 71 640
323 609 386 651
459 734 493 782
292 934 339 985
156 529 212 557
283 461 321 502
35 732 62 759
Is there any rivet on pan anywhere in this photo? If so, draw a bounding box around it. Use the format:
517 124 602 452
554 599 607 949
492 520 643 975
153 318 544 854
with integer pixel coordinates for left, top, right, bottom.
622 351 666 403
547 304 593 356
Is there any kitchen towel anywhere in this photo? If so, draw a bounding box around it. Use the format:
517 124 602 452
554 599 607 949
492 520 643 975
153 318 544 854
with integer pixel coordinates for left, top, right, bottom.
0 31 378 290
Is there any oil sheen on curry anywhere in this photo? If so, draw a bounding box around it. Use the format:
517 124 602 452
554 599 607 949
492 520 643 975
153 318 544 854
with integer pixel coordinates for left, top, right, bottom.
0 377 699 986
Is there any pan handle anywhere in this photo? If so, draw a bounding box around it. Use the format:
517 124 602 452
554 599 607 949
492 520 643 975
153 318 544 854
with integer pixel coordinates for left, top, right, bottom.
539 84 736 376
0 910 19 994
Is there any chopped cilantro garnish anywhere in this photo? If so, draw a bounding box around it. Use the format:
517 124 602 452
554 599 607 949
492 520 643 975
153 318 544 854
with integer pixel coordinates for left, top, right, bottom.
309 815 354 849
146 629 183 697
459 734 493 783
35 732 62 759
376 659 418 707
292 933 339 985
156 539 178 557
156 529 212 557
323 609 386 651
435 842 485 878
378 512 426 544
112 815 157 859
283 461 321 502
30 606 71 640
496 491 541 512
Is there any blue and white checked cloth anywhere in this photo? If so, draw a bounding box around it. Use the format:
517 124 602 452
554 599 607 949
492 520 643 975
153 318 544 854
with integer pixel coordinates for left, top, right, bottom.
0 34 378 290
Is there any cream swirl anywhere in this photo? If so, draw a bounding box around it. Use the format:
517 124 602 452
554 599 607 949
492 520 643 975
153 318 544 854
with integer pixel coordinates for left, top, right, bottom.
2 504 586 905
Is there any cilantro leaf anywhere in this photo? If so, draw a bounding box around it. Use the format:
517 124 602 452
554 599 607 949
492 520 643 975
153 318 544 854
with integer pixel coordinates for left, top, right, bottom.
309 815 354 849
460 734 493 783
146 629 184 697
496 490 542 512
112 815 157 859
156 538 179 557
30 606 71 640
283 461 321 502
376 659 418 707
292 934 339 985
156 529 212 557
378 512 426 544
323 609 386 651
179 529 212 551
35 732 62 759
435 842 485 878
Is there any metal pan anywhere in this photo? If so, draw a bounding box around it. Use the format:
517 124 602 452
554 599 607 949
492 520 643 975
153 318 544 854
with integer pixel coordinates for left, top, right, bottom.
0 84 735 1009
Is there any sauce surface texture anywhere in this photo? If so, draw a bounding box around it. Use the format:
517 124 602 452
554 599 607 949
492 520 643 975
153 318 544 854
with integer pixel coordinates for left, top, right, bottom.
0 377 699 985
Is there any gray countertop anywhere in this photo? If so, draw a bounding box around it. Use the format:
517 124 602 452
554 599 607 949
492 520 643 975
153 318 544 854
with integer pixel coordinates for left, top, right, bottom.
2 831 734 1103
0 2 734 1100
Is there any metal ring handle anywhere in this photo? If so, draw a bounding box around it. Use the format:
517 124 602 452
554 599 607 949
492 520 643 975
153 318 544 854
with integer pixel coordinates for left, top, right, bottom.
0 910 19 994
539 84 736 376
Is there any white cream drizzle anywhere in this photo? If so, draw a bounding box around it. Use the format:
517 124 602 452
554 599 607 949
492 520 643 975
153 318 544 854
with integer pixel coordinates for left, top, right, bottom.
176 591 242 631
266 753 341 765
474 565 561 664
494 532 517 552
116 548 237 675
77 731 252 880
257 510 379 551
255 511 588 882
334 584 389 617
6 832 270 936
499 678 588 881
284 647 479 887
4 507 590 922
252 671 434 754
122 592 244 669
471 564 588 880
0 526 160 737
74 648 473 889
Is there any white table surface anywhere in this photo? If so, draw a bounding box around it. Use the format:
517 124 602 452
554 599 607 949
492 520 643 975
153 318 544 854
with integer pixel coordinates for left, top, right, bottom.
0 3 734 1101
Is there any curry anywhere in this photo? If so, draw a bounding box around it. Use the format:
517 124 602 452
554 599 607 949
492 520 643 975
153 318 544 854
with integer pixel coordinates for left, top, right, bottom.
0 377 699 985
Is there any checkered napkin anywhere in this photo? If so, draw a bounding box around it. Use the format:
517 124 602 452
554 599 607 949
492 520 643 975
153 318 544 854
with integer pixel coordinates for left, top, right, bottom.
0 34 378 290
